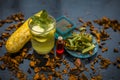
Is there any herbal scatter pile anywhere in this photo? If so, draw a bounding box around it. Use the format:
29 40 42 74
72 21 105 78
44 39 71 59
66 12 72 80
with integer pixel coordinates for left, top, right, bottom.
0 13 24 49
0 13 120 80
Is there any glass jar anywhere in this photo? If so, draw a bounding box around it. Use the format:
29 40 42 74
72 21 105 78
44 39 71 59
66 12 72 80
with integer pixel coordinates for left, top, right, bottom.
28 15 56 54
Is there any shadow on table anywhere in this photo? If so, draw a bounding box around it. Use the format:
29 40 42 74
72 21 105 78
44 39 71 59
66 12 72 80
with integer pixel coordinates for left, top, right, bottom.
33 51 47 67
33 50 55 67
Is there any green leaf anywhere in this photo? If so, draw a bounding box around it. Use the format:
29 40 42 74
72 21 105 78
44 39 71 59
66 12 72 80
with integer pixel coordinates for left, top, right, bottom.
40 10 48 19
30 10 54 29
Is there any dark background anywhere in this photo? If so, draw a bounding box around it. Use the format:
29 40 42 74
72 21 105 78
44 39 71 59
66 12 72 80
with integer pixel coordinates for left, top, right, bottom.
0 0 120 80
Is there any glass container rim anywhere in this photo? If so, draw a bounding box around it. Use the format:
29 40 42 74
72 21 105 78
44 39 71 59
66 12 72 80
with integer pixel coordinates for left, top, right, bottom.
28 15 56 34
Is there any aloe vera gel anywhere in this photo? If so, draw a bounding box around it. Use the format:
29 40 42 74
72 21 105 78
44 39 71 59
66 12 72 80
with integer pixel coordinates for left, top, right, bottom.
28 10 56 54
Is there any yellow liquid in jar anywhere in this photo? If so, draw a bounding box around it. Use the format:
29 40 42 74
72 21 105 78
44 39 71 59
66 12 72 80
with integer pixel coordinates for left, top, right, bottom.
31 27 55 54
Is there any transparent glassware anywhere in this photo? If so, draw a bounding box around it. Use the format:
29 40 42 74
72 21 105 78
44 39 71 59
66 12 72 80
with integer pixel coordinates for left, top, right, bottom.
28 15 56 54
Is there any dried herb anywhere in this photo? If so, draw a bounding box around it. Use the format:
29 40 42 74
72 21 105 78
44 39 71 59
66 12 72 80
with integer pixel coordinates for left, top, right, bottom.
117 64 120 68
69 74 78 80
34 67 41 73
79 73 88 80
0 63 6 70
74 58 81 67
102 47 108 53
91 30 101 43
48 75 53 80
0 42 3 47
113 48 119 53
78 18 84 23
116 57 120 63
33 73 40 80
29 60 36 68
0 12 24 28
94 16 120 32
100 57 111 69
100 29 110 41
62 69 68 74
91 75 102 80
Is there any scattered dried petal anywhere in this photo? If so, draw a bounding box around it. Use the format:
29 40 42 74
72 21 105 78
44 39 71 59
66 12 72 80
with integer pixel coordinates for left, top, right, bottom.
0 42 3 47
80 73 88 80
117 64 120 68
102 47 108 53
16 71 26 79
78 18 84 23
33 73 40 80
97 54 103 59
100 29 110 41
44 54 49 59
29 61 36 68
69 74 78 80
34 67 41 73
62 69 68 74
48 75 53 80
39 73 46 80
1 32 10 38
100 58 111 69
74 58 81 67
91 75 102 80
0 63 6 70
114 48 119 53
116 57 120 63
